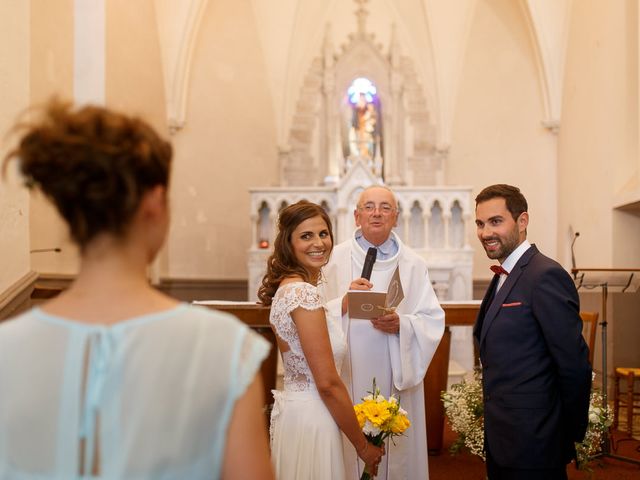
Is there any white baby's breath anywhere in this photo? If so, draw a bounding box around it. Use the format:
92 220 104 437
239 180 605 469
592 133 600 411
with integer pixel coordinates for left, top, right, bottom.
441 370 485 460
575 385 612 470
441 370 610 470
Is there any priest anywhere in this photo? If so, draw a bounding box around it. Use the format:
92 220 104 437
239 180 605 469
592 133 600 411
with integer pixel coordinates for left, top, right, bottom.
322 185 445 480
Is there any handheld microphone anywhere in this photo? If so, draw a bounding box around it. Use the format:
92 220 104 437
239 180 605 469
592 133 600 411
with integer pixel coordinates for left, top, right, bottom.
361 247 377 280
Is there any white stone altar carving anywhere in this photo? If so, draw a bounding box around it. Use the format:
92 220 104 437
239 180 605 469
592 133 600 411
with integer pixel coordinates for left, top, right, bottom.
248 160 473 302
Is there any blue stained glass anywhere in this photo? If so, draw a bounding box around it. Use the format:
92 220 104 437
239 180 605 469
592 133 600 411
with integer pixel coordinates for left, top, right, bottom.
348 77 377 104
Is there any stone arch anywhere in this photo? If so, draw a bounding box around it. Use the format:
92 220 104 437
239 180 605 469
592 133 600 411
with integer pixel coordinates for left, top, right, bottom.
279 13 440 188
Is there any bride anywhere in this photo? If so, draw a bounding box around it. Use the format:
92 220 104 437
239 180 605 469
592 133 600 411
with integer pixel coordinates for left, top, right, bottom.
258 201 383 479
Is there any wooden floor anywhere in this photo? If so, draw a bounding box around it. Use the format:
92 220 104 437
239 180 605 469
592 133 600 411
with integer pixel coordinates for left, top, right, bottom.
428 420 640 480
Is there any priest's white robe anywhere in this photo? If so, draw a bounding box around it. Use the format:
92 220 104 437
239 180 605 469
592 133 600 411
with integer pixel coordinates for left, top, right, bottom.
322 231 445 480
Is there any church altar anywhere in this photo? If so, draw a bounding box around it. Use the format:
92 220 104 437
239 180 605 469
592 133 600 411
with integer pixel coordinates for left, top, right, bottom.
247 159 477 377
247 160 474 303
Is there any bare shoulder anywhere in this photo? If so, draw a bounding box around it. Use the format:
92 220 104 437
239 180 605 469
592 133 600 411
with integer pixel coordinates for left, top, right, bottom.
279 276 307 287
41 286 180 324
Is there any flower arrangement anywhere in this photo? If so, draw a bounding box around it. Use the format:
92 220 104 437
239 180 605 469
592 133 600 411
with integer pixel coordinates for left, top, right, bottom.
575 373 612 470
353 379 411 480
441 370 611 470
440 369 485 460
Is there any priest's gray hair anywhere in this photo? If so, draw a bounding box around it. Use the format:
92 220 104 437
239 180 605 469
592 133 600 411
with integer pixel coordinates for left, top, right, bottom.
356 185 399 209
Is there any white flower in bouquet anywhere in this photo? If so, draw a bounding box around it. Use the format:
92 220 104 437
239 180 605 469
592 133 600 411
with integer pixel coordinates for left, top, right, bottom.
362 421 382 436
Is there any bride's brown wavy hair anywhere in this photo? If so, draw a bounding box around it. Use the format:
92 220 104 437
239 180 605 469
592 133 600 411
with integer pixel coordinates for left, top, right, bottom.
257 201 334 306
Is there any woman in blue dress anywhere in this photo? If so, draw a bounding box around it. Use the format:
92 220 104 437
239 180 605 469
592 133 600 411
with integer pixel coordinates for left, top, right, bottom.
0 100 274 479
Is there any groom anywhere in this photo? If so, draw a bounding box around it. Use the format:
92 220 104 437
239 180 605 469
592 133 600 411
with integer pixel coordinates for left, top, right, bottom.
474 184 591 479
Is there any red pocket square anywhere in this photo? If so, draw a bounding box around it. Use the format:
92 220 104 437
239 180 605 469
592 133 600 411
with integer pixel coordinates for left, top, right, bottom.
502 302 522 307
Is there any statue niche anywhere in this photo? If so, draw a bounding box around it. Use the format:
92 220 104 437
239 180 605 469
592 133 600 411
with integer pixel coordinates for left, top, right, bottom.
279 3 443 187
342 78 383 179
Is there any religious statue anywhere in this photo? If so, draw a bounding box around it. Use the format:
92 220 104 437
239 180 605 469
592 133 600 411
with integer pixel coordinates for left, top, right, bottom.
349 92 378 160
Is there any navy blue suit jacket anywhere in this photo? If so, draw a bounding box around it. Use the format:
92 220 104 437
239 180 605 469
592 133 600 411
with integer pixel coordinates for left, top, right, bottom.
473 245 591 469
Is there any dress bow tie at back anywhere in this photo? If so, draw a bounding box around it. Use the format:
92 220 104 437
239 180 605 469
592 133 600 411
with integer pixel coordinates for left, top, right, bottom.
490 265 509 276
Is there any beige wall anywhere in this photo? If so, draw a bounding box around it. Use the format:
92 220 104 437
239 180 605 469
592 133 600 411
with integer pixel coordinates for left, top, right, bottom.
559 0 633 269
166 0 278 279
559 0 640 375
28 0 77 275
0 1 31 293
450 0 559 278
105 0 167 132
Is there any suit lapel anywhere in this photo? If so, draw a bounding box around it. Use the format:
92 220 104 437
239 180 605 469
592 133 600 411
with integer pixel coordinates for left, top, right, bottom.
473 273 499 341
479 245 538 346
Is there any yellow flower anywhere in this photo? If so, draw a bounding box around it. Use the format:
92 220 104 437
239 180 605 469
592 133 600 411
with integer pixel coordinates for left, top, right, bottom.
354 404 366 428
389 413 411 434
353 376 412 478
362 400 392 427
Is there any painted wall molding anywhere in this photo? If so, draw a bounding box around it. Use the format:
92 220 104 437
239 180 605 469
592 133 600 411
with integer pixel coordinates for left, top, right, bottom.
422 0 478 148
0 270 38 321
74 0 105 104
154 0 210 133
522 0 572 130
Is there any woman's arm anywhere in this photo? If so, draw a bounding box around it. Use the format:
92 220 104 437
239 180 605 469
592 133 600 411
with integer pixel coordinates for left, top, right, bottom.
221 374 275 480
293 306 383 470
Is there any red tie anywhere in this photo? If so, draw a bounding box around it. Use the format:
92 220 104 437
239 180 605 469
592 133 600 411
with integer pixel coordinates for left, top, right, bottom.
490 265 509 276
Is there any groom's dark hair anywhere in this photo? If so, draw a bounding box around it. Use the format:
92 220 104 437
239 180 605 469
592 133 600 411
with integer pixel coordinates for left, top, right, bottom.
475 184 528 222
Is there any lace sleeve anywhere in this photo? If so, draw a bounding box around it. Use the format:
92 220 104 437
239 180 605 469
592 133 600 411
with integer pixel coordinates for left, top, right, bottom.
270 282 324 346
280 282 324 314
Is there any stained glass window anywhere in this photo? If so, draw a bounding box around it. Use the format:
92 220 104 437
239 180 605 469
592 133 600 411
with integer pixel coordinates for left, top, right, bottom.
347 77 377 104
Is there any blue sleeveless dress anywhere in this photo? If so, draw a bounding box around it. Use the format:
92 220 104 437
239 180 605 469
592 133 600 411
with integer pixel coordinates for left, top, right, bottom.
0 304 269 479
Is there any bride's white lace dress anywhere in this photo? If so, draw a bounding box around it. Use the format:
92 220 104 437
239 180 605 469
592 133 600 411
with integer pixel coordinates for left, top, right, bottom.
269 281 348 479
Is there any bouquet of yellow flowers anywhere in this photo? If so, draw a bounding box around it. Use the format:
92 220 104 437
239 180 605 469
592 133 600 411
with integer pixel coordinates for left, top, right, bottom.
353 379 411 480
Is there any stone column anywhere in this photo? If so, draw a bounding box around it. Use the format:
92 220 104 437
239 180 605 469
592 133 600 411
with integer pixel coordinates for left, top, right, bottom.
443 213 451 249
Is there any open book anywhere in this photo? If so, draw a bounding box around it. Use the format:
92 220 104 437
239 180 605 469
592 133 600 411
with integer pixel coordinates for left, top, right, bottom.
347 266 404 319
